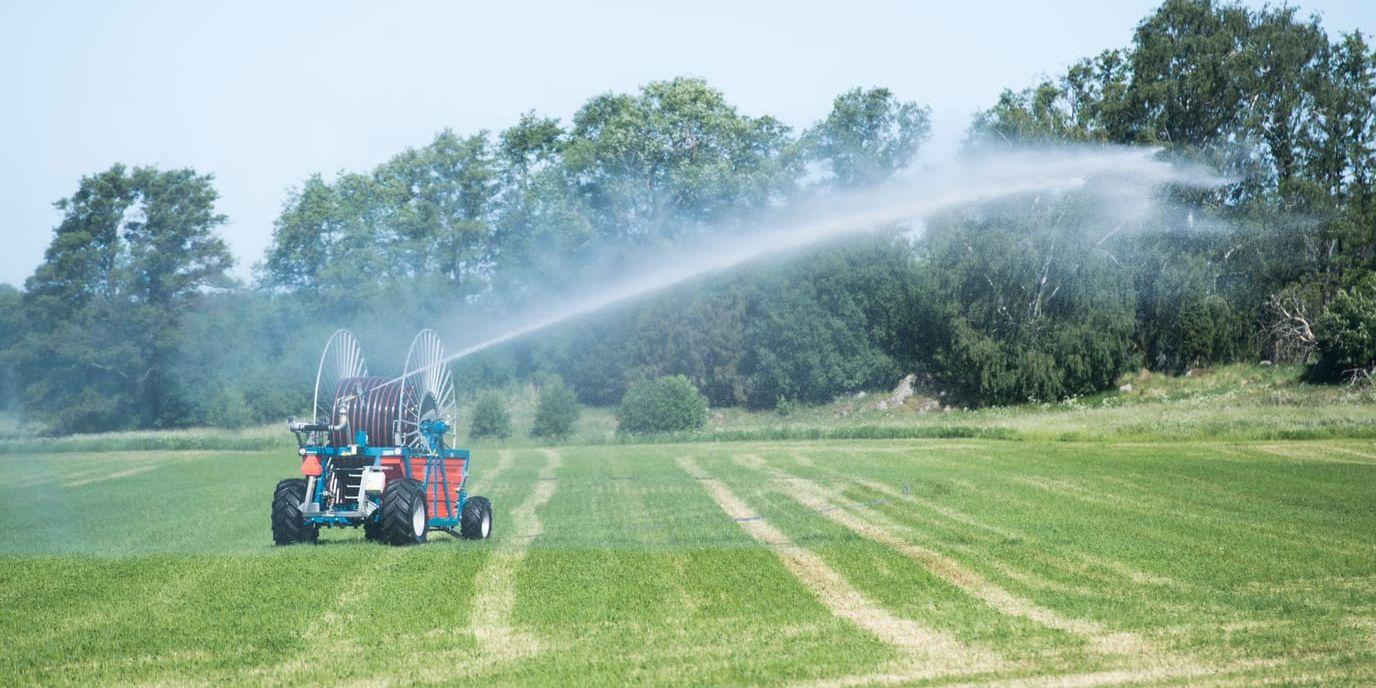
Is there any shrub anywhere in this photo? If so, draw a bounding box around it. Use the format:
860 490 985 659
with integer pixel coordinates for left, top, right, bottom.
617 375 709 434
205 388 253 429
469 393 512 439
1309 276 1376 383
531 379 581 439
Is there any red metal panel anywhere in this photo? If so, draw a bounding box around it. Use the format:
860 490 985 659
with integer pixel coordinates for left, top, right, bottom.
379 456 405 482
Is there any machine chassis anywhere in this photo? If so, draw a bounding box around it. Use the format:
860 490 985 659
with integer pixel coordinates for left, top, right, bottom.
297 428 471 534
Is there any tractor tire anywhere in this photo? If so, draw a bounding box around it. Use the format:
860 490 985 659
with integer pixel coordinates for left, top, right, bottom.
460 495 493 540
380 478 427 546
271 478 319 545
363 514 383 543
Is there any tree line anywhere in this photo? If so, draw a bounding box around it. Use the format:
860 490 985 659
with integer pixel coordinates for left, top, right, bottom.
2 0 1373 433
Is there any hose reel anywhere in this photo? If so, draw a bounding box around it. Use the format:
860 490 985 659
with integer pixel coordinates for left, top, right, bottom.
308 328 456 450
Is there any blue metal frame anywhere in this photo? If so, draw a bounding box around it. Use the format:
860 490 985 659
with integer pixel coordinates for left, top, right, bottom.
300 421 471 530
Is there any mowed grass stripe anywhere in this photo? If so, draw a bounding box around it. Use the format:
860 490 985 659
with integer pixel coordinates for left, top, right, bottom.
734 453 1152 659
467 448 517 495
469 448 560 659
490 446 893 686
835 451 1193 597
786 446 1212 633
1003 441 1370 547
988 442 1373 554
679 454 998 680
3 557 222 681
6 554 361 686
832 442 1355 584
869 661 1277 688
710 450 1075 658
836 443 1261 586
790 441 1376 667
849 474 1180 592
786 446 1184 597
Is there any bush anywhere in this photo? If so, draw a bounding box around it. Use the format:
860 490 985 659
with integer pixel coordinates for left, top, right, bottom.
205 388 253 429
617 375 709 434
1309 276 1376 382
469 393 512 439
531 379 580 439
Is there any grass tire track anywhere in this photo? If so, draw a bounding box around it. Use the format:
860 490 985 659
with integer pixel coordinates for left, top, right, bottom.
463 448 562 665
736 454 1151 659
792 448 1184 589
679 454 1000 681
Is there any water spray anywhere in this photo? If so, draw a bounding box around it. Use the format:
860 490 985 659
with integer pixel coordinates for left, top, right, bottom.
377 146 1223 390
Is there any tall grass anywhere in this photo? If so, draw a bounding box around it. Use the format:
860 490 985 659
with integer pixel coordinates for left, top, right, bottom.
0 423 291 454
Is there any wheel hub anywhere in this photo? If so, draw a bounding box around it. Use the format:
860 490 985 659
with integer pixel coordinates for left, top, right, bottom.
411 501 425 538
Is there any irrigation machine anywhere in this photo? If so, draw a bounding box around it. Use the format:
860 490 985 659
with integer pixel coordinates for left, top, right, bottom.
271 329 493 546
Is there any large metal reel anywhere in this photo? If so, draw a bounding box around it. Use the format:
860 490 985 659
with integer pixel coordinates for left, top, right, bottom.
397 329 456 451
328 376 413 447
312 330 368 432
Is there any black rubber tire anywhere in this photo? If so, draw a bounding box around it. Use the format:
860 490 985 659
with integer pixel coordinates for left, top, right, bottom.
363 514 383 542
379 478 427 546
271 478 319 545
460 495 493 540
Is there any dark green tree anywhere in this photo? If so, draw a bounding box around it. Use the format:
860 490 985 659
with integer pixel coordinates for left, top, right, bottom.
491 114 595 301
17 165 232 431
0 284 21 415
531 378 581 439
564 77 798 243
262 129 498 313
919 197 1139 404
469 392 513 440
1308 275 1376 382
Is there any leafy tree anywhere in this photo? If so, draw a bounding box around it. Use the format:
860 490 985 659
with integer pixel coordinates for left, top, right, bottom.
375 130 497 300
1125 0 1253 149
969 0 1376 379
628 280 749 406
170 290 316 426
260 174 338 295
261 129 498 312
741 242 912 407
805 87 931 187
469 393 513 439
531 378 580 439
16 165 232 432
969 51 1130 145
538 311 638 407
1308 275 1376 382
205 388 254 429
565 77 798 244
0 284 21 414
491 114 594 301
919 197 1139 404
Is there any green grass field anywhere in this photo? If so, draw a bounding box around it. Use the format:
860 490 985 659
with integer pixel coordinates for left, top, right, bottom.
3 433 1374 685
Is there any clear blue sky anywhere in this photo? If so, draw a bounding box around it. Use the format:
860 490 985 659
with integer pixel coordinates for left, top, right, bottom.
1 1 1371 287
